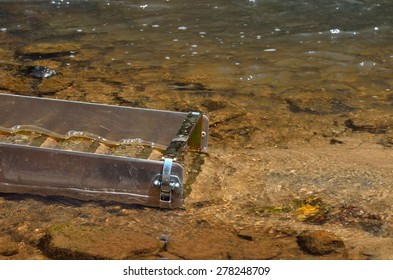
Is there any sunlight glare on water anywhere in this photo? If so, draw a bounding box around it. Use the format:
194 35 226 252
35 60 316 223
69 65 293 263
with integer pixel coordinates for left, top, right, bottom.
1 0 390 95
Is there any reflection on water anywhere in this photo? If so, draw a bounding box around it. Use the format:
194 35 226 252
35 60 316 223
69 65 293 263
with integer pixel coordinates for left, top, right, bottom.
0 0 393 259
1 0 391 93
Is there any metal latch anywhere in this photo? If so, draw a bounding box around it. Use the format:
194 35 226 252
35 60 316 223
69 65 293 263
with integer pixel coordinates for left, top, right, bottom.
152 158 182 203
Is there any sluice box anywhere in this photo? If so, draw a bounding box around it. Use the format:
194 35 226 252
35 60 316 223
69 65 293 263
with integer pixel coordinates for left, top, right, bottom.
0 93 208 208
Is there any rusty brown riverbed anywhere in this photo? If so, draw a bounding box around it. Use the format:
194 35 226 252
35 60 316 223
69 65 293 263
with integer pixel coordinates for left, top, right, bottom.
0 0 393 259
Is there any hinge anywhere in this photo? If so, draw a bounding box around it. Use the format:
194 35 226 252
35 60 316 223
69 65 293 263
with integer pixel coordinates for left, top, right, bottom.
152 158 181 203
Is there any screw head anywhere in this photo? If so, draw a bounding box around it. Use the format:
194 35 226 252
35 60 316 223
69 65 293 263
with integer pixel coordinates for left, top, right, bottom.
169 181 180 189
153 180 161 187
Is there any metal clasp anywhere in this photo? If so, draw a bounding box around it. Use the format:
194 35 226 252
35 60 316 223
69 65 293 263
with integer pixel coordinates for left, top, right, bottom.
152 158 181 203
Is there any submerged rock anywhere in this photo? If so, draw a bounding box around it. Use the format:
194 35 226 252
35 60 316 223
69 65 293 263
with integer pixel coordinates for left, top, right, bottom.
169 82 207 91
344 119 388 134
39 224 162 260
285 98 355 115
15 51 76 62
167 226 285 260
167 228 239 260
297 230 345 255
0 234 19 258
15 42 79 61
335 205 386 236
22 65 59 79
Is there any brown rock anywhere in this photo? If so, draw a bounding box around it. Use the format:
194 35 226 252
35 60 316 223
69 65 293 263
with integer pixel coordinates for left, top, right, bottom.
168 226 287 260
167 228 238 259
335 205 385 236
39 224 161 259
297 230 345 255
0 234 19 258
18 42 80 55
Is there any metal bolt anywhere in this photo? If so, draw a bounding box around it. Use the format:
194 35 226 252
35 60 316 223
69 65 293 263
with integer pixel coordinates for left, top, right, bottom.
169 181 180 189
153 180 161 187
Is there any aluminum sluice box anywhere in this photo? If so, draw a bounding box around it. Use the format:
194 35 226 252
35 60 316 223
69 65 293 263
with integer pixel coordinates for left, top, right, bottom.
0 93 208 208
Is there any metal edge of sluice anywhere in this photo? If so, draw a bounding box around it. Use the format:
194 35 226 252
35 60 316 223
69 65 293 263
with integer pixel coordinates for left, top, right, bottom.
0 93 194 148
0 142 184 209
0 93 209 208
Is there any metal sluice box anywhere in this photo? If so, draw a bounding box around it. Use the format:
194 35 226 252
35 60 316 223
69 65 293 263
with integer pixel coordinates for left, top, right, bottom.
0 93 208 208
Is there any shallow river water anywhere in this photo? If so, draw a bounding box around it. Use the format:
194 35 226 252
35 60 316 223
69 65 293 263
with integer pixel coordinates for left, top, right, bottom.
0 0 393 259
